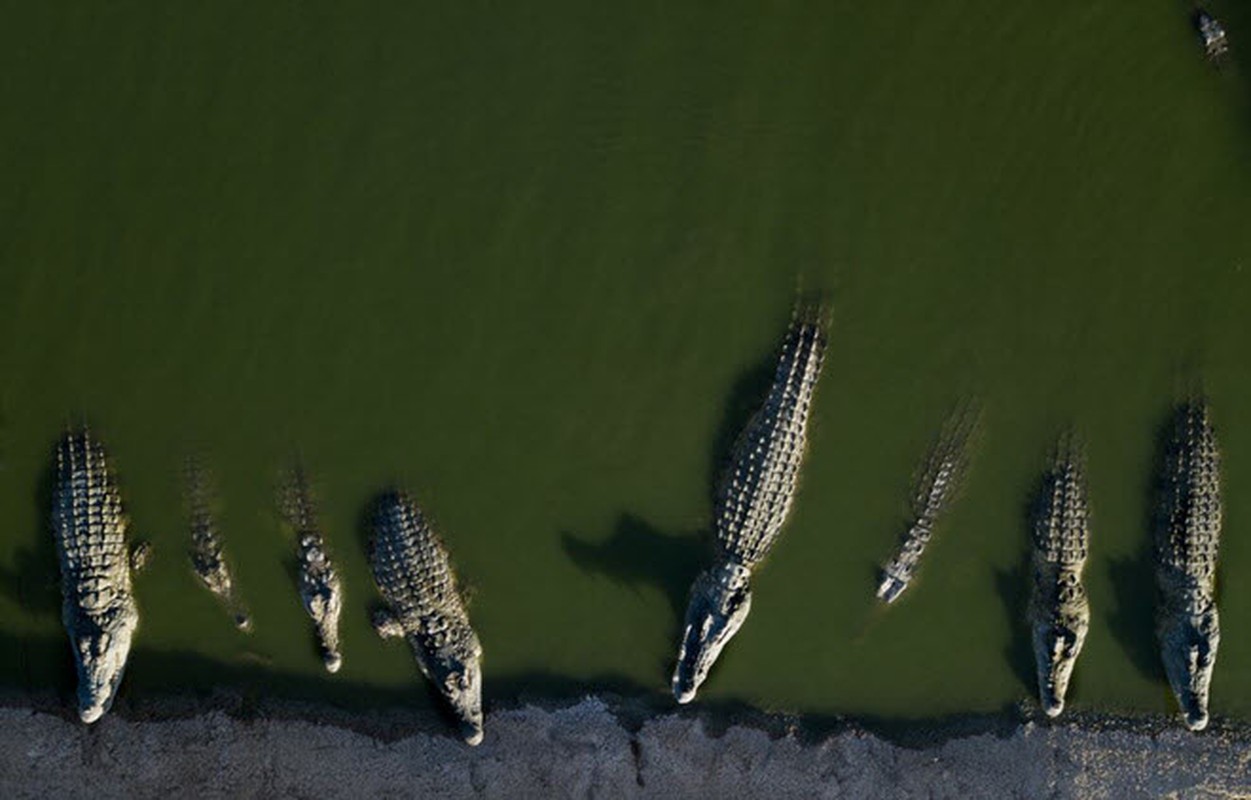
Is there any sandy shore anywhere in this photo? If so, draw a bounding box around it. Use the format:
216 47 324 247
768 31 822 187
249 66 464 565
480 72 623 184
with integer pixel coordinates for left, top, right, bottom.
2 696 1249 799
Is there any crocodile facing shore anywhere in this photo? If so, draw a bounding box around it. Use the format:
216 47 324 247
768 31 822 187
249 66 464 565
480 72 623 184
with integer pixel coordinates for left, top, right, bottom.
369 490 484 745
672 309 826 704
185 459 251 631
1029 440 1091 718
50 430 141 723
1156 400 1222 732
280 467 343 673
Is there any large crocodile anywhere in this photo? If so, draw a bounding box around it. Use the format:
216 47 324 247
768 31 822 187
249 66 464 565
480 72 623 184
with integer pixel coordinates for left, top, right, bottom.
369 490 484 745
1029 440 1090 718
51 429 143 723
185 458 251 631
876 407 977 604
1156 400 1222 732
671 308 826 704
280 467 343 673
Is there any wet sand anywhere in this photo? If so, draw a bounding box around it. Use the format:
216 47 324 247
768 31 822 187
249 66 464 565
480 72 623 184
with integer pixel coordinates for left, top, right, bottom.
2 696 1249 799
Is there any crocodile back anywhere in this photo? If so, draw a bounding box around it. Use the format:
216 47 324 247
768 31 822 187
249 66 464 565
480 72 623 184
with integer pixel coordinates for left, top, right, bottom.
1033 451 1089 570
714 317 826 568
369 491 466 621
52 431 130 605
1157 401 1221 585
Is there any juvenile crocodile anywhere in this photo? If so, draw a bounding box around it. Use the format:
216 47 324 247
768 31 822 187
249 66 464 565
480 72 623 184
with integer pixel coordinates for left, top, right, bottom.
672 308 826 704
185 458 251 631
1156 400 1222 731
280 467 343 673
369 490 483 745
1029 440 1090 718
51 429 141 723
876 407 977 604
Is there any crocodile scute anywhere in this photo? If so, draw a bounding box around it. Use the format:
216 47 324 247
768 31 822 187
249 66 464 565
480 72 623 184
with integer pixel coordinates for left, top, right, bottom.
1029 441 1091 718
672 308 826 704
51 429 139 724
1156 400 1222 732
280 467 343 673
369 490 483 745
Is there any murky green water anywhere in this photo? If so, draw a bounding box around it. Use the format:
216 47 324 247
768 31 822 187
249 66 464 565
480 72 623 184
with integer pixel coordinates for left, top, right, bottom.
1 2 1250 722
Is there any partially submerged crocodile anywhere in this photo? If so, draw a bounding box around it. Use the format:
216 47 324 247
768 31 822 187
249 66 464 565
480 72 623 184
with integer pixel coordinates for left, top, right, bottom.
1156 400 1222 731
280 467 343 673
1029 440 1090 718
185 458 251 631
369 490 484 745
672 308 826 704
1194 8 1229 62
51 429 144 723
876 407 977 604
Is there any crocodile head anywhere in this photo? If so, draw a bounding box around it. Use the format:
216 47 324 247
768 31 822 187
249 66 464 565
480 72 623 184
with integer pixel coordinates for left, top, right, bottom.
671 562 753 704
1032 615 1088 717
430 630 484 746
74 605 139 724
1160 603 1220 732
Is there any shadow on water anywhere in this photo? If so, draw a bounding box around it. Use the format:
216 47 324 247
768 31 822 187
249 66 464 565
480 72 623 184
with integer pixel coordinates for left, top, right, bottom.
993 551 1033 696
560 516 703 618
1106 407 1185 684
0 464 60 618
558 354 778 684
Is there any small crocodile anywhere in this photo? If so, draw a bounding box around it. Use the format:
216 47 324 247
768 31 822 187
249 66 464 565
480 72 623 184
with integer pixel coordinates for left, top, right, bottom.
50 429 143 723
1194 8 1229 62
876 407 977 604
280 467 343 673
1029 439 1090 718
1156 400 1222 731
185 458 251 631
672 307 826 704
369 490 483 745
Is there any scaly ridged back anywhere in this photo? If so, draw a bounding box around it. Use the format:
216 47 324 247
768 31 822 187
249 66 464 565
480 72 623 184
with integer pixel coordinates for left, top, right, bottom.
1034 452 1089 570
369 491 466 622
52 432 130 606
1157 401 1221 585
714 318 825 568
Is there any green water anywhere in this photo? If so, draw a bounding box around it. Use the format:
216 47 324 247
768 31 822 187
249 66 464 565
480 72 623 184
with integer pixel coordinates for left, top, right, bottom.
1 2 1250 722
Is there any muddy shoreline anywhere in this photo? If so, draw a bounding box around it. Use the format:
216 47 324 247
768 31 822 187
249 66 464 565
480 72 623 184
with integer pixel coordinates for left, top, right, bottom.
1 691 1249 798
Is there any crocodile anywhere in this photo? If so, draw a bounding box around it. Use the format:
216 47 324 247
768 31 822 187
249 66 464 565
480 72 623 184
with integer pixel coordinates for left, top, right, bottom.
1194 8 1229 62
280 467 343 673
1029 440 1090 718
50 429 142 723
1155 400 1222 732
672 308 826 704
876 407 977 604
369 490 484 745
185 458 251 631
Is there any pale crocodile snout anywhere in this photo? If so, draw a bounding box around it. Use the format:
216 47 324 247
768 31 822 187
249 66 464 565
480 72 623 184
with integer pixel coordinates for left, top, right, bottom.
671 565 753 704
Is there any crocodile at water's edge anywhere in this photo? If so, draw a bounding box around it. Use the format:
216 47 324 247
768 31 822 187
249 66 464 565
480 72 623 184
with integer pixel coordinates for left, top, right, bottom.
369 490 484 745
672 307 826 704
1029 439 1090 718
280 466 343 673
51 429 141 723
1155 400 1222 732
185 458 251 631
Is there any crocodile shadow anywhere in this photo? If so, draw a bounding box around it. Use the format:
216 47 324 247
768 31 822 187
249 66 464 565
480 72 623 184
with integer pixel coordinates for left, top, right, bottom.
1106 412 1178 684
560 516 702 619
0 464 61 618
558 356 776 678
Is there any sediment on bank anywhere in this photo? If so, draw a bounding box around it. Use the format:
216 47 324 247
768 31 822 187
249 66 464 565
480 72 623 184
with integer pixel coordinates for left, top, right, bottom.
1 695 1250 799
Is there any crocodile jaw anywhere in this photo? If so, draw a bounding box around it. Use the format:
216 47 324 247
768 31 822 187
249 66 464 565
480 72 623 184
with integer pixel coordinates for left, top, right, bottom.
1161 606 1219 732
1032 617 1087 718
434 648 483 746
74 608 138 724
672 563 753 704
